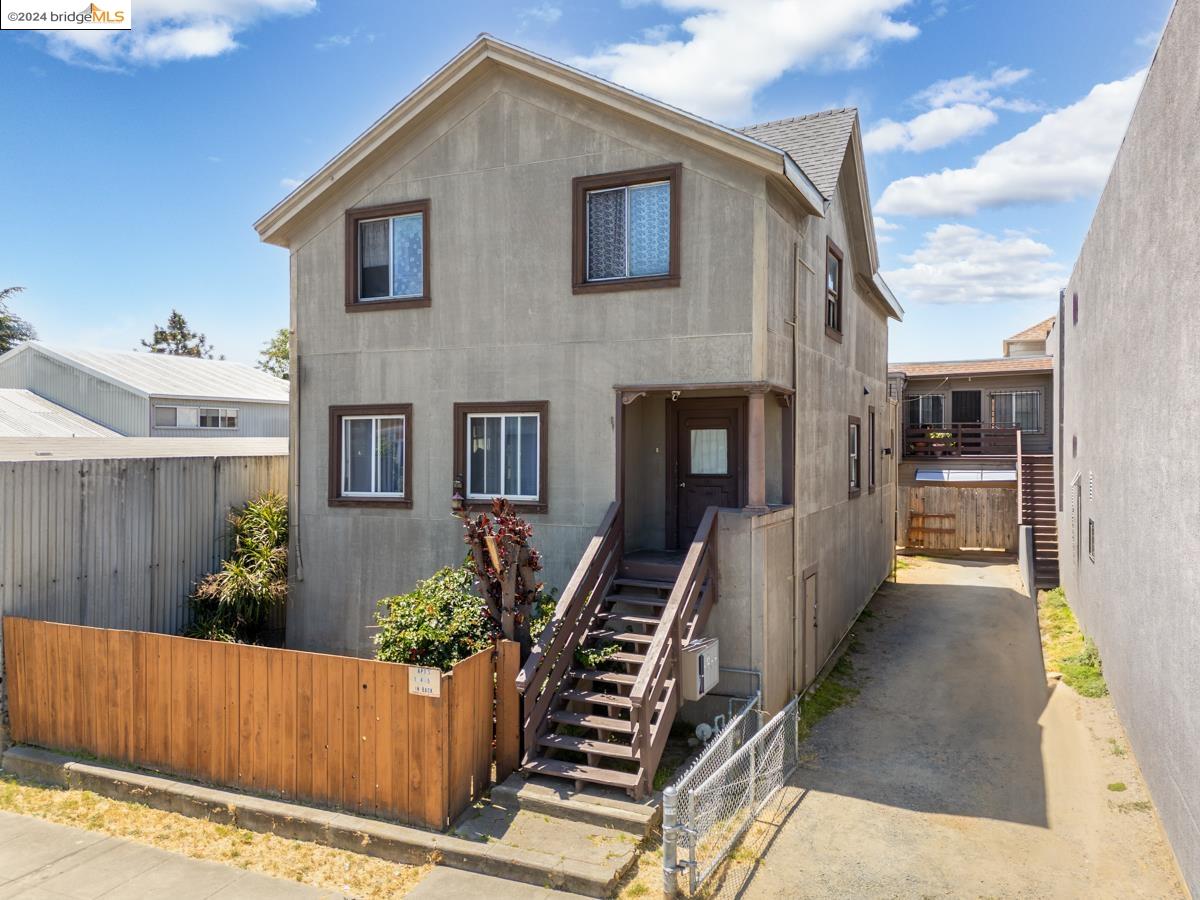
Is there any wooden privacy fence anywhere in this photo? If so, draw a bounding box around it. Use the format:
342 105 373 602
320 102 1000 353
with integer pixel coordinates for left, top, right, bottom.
900 485 1018 552
2 617 520 831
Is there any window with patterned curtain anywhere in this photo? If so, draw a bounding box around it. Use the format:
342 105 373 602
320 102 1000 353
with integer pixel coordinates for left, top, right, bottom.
586 180 670 281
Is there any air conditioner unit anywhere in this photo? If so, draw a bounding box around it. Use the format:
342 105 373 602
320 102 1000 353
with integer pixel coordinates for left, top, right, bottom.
681 638 719 701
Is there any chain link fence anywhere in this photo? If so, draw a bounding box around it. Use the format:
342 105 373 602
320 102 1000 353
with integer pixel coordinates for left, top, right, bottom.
663 695 800 895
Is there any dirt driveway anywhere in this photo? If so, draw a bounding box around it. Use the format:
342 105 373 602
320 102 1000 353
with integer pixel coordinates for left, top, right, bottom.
725 556 1185 899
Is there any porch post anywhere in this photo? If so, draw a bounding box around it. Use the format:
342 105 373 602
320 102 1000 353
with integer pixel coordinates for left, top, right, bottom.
745 388 769 514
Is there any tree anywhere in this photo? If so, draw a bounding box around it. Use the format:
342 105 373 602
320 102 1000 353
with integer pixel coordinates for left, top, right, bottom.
257 327 289 380
0 286 37 354
140 309 216 358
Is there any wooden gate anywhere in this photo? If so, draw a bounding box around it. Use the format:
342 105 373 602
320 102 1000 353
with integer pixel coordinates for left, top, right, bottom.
899 485 1018 552
2 617 519 831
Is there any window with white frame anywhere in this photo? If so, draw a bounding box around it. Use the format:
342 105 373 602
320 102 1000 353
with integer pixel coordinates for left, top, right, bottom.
199 408 238 429
585 181 671 281
154 406 237 429
154 405 178 427
347 200 430 306
992 390 1041 432
465 412 541 502
848 416 861 496
906 394 944 427
340 414 406 498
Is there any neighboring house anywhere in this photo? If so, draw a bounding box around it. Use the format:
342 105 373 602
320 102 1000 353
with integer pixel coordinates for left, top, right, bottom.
889 319 1056 578
1055 0 1199 892
255 35 901 795
0 389 118 437
0 342 289 437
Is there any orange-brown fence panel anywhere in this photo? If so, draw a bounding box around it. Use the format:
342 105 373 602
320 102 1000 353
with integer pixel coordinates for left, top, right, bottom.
1 616 519 831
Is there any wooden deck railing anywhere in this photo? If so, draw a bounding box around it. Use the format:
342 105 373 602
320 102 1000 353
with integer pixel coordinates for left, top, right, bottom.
903 423 1019 458
629 505 719 796
515 500 622 765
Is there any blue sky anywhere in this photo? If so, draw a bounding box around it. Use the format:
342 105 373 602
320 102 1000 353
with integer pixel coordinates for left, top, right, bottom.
0 0 1172 365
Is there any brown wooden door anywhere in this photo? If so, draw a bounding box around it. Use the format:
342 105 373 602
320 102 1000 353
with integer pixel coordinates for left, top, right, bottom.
671 399 744 547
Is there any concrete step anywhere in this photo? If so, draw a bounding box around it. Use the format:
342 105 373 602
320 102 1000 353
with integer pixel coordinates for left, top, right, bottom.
490 773 660 837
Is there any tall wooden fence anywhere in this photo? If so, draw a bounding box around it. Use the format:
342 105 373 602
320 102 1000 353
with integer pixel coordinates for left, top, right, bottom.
2 617 520 831
899 484 1018 552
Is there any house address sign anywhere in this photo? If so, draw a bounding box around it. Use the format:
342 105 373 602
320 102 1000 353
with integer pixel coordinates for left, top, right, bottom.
408 666 442 697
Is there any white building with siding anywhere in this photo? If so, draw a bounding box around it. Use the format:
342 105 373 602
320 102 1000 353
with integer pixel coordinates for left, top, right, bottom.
0 342 288 437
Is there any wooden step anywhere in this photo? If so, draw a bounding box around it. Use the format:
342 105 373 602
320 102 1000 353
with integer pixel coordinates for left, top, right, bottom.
596 612 662 627
524 756 640 790
612 577 674 591
612 651 647 666
590 629 654 646
569 669 637 686
558 688 633 708
538 732 635 759
550 709 634 733
606 595 668 609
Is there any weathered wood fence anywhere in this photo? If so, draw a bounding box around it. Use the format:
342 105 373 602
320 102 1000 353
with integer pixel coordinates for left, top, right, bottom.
899 485 1018 552
2 617 520 830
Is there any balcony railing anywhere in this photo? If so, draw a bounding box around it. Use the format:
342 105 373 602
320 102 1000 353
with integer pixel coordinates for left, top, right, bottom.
903 423 1020 458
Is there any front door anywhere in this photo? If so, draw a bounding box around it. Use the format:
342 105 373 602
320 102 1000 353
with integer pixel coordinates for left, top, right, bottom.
671 399 744 547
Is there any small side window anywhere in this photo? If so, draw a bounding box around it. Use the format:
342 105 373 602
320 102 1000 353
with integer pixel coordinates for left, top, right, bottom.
848 415 861 498
825 239 844 341
345 201 431 311
154 406 177 428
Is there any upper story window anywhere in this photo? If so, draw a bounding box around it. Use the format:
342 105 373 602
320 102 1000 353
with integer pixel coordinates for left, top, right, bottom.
454 402 548 512
868 406 876 493
573 164 681 293
906 394 944 427
992 390 1041 432
825 239 844 340
328 404 412 507
345 200 431 311
848 415 861 497
154 406 238 429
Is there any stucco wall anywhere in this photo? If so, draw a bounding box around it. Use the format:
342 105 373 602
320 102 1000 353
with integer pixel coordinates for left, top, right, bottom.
286 68 760 656
1056 1 1200 891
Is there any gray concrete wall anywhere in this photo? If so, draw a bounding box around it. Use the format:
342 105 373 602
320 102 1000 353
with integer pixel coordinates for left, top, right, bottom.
1056 1 1200 891
901 372 1054 453
0 346 147 436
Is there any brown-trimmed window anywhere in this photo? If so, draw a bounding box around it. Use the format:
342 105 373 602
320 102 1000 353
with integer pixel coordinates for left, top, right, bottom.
454 401 548 512
825 239 843 340
848 415 861 498
573 164 681 293
868 406 876 492
344 200 431 310
328 404 412 507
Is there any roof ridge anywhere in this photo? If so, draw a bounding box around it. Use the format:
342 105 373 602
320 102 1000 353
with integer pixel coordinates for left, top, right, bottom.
739 107 857 131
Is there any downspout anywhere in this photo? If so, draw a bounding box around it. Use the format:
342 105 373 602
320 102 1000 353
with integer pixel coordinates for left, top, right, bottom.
290 249 304 587
791 226 815 692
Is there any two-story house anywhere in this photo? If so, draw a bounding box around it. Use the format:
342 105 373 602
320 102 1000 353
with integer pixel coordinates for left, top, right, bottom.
255 36 902 796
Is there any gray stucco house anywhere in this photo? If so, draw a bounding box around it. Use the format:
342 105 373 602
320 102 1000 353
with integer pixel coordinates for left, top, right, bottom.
1055 0 1199 890
255 35 902 794
0 342 289 438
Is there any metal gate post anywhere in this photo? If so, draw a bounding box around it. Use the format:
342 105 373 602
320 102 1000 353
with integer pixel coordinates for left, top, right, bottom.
662 785 678 897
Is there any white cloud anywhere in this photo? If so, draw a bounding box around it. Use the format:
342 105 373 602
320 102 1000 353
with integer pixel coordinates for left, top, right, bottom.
915 66 1030 108
864 102 996 153
884 224 1065 304
315 28 377 51
280 177 302 189
519 3 563 26
877 69 1146 216
572 0 918 122
873 215 900 243
40 0 315 69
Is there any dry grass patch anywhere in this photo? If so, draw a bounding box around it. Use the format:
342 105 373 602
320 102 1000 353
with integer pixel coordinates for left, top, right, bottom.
0 774 430 898
1039 587 1107 697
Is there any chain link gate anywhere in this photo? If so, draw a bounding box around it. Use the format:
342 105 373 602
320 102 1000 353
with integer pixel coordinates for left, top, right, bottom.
662 695 800 895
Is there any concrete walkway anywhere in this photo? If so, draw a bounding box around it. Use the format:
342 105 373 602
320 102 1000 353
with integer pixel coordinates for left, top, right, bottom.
724 557 1185 899
0 810 339 899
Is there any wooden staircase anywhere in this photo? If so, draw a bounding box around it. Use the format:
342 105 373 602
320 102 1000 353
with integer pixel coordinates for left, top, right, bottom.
1019 452 1059 588
515 504 718 799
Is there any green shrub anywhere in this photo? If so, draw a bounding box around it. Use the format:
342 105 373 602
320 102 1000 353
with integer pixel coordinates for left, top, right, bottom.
373 561 498 671
185 492 287 643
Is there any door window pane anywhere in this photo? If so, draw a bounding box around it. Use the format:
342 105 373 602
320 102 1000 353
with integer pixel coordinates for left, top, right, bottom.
344 418 374 493
628 182 670 277
359 219 390 299
690 428 728 475
586 188 626 280
391 213 424 298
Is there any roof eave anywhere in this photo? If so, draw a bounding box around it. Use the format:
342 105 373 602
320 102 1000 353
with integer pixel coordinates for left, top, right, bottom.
255 35 825 244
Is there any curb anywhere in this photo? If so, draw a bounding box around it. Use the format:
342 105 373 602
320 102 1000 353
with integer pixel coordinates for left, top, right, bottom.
1 746 615 897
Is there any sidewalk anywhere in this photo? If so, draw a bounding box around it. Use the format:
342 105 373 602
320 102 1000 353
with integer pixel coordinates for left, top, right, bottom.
0 810 340 899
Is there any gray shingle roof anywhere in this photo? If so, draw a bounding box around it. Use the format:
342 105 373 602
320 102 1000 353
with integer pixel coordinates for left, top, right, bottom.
739 108 858 199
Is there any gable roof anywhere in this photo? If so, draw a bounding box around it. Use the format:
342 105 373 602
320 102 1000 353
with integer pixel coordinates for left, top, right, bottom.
255 34 824 245
739 109 858 199
0 389 118 437
2 343 289 404
889 356 1053 378
1006 315 1056 342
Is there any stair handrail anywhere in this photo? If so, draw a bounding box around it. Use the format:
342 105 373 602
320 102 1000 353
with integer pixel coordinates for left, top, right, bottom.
1016 429 1024 526
629 505 719 786
515 500 623 763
